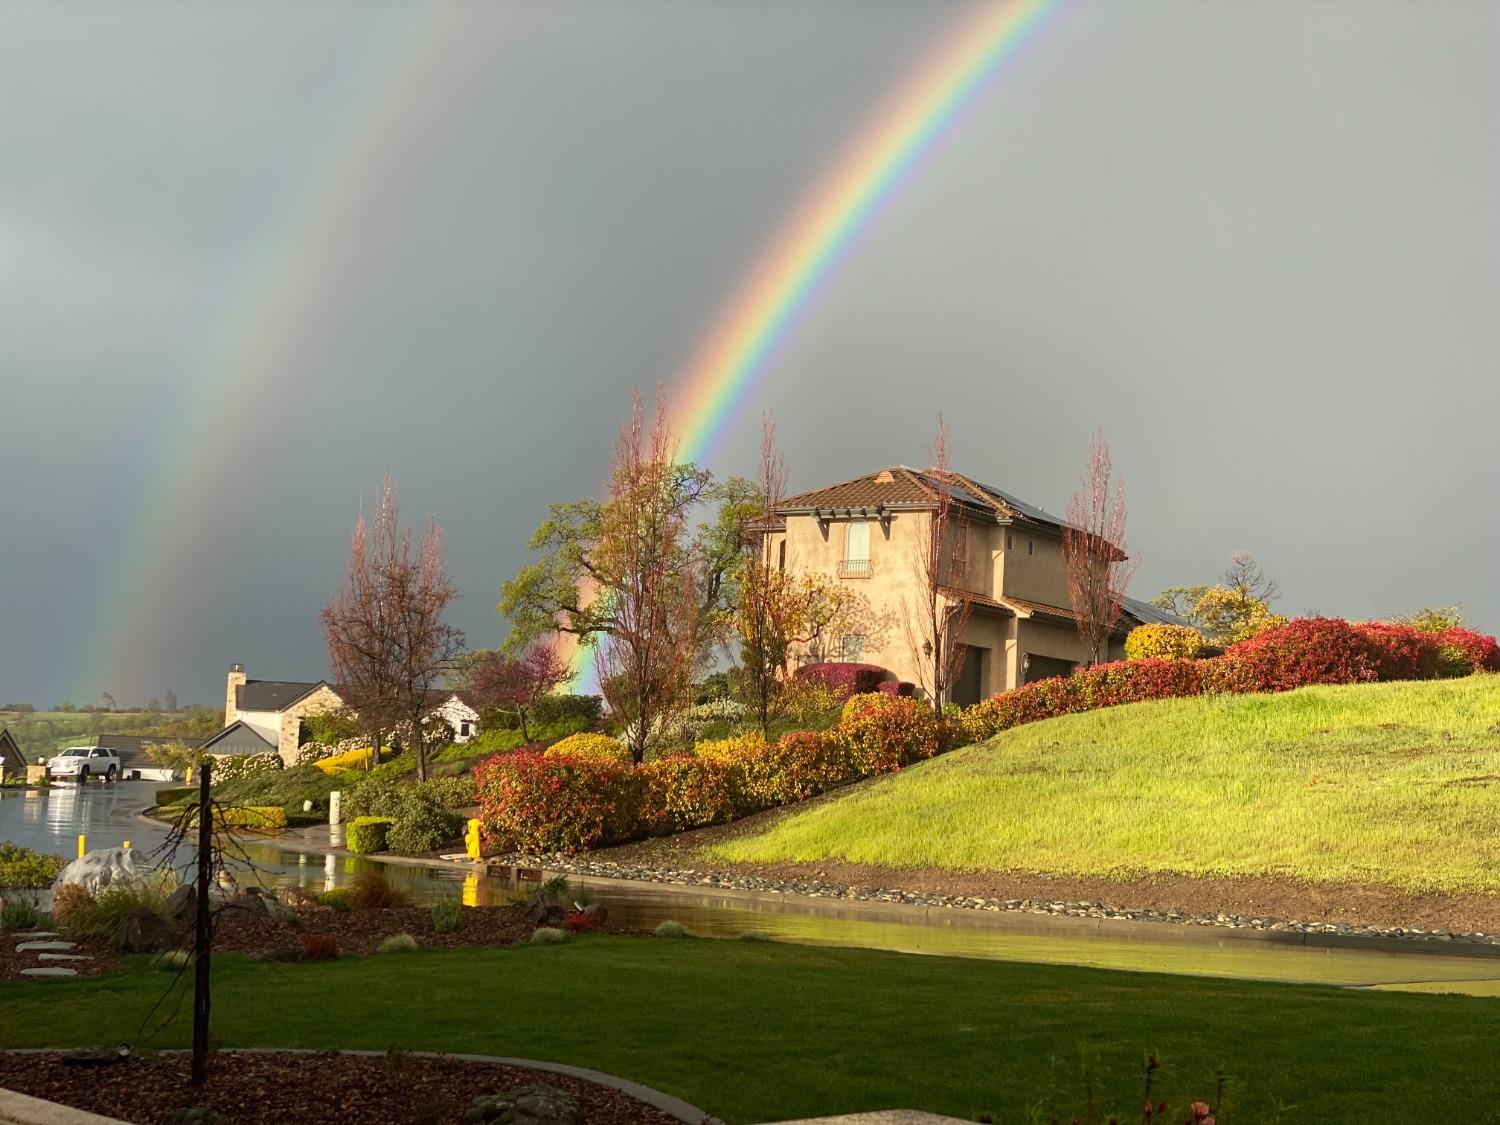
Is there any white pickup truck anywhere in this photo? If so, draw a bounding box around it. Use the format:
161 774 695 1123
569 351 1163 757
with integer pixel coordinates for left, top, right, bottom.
48 745 121 783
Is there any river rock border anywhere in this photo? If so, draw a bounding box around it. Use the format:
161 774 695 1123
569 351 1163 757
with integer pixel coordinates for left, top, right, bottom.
494 853 1500 949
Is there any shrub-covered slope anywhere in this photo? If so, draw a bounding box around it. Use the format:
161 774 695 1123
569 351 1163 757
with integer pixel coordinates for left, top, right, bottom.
714 676 1500 894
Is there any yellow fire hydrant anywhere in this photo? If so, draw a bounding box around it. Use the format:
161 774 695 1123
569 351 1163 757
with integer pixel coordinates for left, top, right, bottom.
464 818 482 861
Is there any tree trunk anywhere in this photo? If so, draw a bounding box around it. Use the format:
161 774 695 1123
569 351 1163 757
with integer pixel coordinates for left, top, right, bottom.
518 709 530 743
413 712 428 782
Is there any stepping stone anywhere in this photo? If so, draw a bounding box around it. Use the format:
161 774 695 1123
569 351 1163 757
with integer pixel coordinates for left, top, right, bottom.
13 931 60 940
38 953 91 962
15 940 76 952
20 967 78 978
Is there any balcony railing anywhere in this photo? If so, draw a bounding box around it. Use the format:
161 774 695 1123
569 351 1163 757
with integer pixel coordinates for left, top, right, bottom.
838 558 872 579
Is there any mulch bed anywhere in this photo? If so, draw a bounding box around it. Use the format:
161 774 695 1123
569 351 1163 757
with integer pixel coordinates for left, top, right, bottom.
0 1050 683 1124
212 901 546 957
0 932 119 982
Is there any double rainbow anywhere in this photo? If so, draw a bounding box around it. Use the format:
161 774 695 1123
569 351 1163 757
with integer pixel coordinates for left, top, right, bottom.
568 0 1065 689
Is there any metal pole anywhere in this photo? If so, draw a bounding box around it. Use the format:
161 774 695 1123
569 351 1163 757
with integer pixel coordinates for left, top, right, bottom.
191 757 213 1086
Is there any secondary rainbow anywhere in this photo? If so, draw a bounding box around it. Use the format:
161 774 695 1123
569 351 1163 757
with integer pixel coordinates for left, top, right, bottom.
567 0 1066 690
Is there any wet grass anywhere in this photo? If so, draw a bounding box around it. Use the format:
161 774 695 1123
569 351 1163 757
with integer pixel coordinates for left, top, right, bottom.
715 676 1500 893
0 938 1496 1122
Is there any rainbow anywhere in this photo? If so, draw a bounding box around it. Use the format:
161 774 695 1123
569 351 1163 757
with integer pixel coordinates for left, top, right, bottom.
68 8 458 701
568 0 1066 691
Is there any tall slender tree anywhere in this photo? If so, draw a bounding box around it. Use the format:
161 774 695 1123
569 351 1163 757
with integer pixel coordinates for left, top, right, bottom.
1062 430 1138 665
321 477 463 781
905 416 975 713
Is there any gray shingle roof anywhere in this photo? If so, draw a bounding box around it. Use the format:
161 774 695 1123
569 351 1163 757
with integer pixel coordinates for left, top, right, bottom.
202 721 278 755
236 679 325 712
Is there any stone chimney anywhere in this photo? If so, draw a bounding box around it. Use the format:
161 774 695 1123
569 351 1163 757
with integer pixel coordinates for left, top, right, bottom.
226 663 246 727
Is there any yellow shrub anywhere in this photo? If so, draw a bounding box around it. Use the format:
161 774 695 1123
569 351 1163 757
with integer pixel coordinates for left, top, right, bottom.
544 732 630 765
213 805 288 831
1124 623 1208 661
693 733 769 763
315 746 387 775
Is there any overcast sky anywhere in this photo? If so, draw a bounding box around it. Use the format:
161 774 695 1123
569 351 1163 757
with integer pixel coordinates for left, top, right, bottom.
2 0 1496 709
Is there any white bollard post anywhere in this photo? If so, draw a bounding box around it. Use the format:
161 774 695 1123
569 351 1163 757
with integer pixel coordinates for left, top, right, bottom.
328 790 341 826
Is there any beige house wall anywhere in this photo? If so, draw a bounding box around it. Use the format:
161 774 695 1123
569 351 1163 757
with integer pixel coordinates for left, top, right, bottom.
997 530 1071 607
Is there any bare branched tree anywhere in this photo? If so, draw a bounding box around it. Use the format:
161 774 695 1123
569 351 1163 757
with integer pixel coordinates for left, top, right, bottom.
321 477 463 782
1062 430 1139 665
904 416 975 714
464 640 571 742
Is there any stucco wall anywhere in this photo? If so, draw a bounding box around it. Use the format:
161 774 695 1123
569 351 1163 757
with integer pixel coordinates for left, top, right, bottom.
435 696 481 741
997 529 1071 607
236 709 281 745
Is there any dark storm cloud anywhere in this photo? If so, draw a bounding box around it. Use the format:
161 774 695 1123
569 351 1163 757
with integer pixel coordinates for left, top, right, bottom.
1 1 1495 707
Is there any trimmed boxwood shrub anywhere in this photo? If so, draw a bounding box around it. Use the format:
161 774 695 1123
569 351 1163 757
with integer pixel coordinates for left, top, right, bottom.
346 816 395 854
385 794 462 855
154 786 194 807
214 805 288 831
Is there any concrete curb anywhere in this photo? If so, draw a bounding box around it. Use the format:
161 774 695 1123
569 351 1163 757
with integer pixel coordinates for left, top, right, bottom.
0 1049 715 1124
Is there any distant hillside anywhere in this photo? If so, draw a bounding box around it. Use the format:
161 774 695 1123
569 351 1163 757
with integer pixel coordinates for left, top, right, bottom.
0 706 221 761
714 676 1500 895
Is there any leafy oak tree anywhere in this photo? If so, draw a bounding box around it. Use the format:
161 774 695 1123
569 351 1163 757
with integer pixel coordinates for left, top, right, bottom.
1153 551 1286 646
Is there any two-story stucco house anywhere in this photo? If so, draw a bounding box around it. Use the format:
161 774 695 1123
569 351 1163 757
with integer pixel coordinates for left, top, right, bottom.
764 467 1176 705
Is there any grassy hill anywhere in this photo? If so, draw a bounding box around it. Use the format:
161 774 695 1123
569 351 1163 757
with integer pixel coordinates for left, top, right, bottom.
713 676 1500 894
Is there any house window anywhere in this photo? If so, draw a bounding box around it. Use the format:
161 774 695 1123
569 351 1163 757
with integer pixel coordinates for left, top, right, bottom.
841 634 866 662
840 520 871 578
1028 538 1035 556
1006 533 1013 550
459 720 472 738
778 540 786 572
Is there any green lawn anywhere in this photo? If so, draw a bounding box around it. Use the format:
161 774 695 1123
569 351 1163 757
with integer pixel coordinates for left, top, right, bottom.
715 676 1500 893
1 939 1496 1122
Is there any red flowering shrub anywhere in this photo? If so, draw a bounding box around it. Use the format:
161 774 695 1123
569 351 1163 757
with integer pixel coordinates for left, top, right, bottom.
793 662 895 699
638 754 741 834
473 749 639 853
561 910 601 933
874 680 917 697
1351 621 1440 681
1434 627 1500 675
836 693 941 773
300 934 339 962
752 730 860 805
1212 618 1382 692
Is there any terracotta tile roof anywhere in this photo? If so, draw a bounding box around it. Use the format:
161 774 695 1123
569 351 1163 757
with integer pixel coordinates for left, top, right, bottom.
777 467 1067 532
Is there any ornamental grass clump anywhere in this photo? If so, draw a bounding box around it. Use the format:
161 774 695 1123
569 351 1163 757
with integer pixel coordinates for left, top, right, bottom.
530 926 569 944
345 870 412 911
430 900 462 934
0 897 41 931
654 919 690 938
378 932 419 954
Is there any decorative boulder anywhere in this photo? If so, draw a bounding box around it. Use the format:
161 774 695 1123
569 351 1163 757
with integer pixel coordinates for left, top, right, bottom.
263 897 301 927
52 848 153 896
224 891 269 919
164 883 198 928
275 885 320 909
117 908 180 954
462 1084 583 1125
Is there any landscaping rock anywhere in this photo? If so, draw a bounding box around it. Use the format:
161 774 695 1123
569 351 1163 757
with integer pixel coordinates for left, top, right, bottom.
165 883 198 928
225 890 270 919
263 897 301 926
37 953 91 962
275 885 320 909
52 847 155 895
15 940 76 952
462 1083 583 1125
117 908 180 954
20 967 78 978
12 931 60 940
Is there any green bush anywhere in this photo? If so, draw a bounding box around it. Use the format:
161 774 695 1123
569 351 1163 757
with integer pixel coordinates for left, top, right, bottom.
419 774 476 809
387 795 462 855
212 764 336 817
317 888 351 912
0 843 66 889
155 786 195 806
302 710 359 746
346 816 394 854
378 932 419 954
431 900 462 934
530 926 570 944
1 897 42 931
214 805 288 831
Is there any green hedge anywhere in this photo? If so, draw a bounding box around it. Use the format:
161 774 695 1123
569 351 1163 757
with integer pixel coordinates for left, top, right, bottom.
347 816 394 854
215 805 288 831
155 786 194 806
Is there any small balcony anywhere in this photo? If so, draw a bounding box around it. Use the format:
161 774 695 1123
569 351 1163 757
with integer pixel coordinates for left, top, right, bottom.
838 558 872 579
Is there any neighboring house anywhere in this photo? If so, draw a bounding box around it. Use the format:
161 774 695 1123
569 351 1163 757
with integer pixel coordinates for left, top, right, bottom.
765 467 1179 705
219 664 343 766
208 664 483 763
0 728 25 777
428 691 482 743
